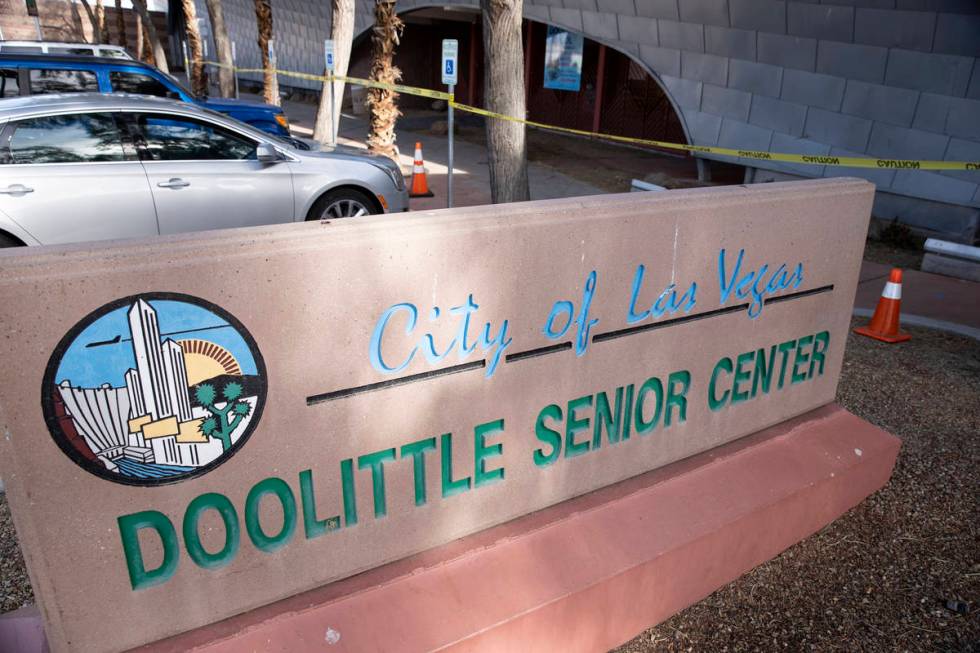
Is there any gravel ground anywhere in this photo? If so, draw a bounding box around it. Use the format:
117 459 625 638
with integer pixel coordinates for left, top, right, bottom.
2 323 977 651
616 320 980 652
0 492 31 614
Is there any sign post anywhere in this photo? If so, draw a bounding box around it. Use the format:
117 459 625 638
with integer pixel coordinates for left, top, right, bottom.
232 41 239 99
268 39 277 97
325 39 336 145
182 41 190 85
441 39 458 209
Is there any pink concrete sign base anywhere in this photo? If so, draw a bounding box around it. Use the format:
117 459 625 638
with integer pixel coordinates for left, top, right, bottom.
2 403 899 653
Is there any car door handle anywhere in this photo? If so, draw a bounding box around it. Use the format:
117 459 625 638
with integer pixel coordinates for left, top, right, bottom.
157 178 190 189
0 184 34 195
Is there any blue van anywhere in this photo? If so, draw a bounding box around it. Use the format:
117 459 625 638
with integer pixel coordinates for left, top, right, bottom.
0 53 290 137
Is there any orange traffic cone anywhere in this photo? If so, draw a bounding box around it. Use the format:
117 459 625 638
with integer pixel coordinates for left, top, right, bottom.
854 268 911 343
409 141 434 198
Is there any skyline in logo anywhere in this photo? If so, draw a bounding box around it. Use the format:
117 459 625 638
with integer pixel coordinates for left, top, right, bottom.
45 295 266 485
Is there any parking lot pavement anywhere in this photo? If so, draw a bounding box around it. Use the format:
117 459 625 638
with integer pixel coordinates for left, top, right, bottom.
258 93 606 211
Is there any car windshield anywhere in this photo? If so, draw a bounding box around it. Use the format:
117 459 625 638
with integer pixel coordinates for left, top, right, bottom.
158 70 199 101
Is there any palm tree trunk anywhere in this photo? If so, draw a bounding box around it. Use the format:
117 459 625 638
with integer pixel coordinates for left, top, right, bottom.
95 0 107 44
253 0 280 106
480 0 529 203
181 0 207 96
366 0 403 160
131 0 169 73
204 0 235 97
313 0 354 144
115 0 128 51
79 0 101 43
136 14 147 66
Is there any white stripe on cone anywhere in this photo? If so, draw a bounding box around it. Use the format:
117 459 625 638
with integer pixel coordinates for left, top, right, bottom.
882 281 901 300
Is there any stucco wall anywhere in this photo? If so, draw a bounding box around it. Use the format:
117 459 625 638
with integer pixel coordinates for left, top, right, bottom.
203 0 980 237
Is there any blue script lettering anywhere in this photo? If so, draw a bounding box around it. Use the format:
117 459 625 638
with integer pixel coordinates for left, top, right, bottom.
543 270 599 356
626 264 697 324
718 248 804 318
370 294 512 377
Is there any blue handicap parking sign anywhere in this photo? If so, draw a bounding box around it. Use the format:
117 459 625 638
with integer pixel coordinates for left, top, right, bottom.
445 61 454 75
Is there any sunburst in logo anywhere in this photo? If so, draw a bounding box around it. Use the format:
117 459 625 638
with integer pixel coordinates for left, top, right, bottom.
42 293 267 486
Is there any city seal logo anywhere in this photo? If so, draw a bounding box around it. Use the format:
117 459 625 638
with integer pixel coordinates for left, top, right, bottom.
41 293 267 486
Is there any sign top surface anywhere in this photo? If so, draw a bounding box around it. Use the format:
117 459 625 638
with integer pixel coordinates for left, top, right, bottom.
0 179 873 652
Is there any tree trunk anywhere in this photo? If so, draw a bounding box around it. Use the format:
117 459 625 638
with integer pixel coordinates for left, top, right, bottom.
95 0 107 43
136 14 147 66
131 0 169 73
115 0 128 51
480 0 530 203
204 0 235 97
313 0 354 144
79 0 101 43
366 1 403 160
181 0 207 96
254 0 280 106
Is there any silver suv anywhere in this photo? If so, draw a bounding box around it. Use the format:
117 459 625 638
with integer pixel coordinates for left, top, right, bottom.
0 94 408 247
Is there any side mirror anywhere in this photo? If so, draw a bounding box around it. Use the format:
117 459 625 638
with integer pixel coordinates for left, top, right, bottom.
256 143 280 163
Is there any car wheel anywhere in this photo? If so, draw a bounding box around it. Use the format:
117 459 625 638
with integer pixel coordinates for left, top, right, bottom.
308 189 378 220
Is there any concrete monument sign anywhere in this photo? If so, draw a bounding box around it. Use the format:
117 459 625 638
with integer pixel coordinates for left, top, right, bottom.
0 179 876 652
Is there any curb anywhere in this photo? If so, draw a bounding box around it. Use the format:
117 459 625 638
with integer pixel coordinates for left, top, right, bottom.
852 308 980 341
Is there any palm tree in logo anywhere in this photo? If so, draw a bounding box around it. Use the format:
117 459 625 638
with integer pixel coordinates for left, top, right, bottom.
195 382 252 451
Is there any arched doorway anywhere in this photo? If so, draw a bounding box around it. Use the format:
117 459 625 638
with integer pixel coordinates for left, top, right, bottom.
347 6 688 153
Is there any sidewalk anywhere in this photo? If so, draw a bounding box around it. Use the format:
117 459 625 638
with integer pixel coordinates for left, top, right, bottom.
274 94 605 211
857 261 980 339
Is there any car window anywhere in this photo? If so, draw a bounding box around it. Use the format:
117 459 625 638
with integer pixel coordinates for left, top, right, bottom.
29 68 99 94
49 47 96 55
136 114 257 161
0 69 19 98
6 113 126 164
109 71 177 98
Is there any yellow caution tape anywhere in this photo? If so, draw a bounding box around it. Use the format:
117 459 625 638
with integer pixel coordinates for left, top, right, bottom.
204 61 452 100
199 60 979 171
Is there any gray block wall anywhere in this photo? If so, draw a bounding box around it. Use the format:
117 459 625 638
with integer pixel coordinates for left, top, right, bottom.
208 0 980 239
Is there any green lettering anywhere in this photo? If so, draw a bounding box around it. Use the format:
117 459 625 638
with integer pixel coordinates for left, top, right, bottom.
340 458 357 527
358 448 396 518
809 331 829 378
183 493 239 570
708 357 733 411
401 437 436 506
592 387 623 448
441 433 471 497
622 384 635 440
751 346 776 398
565 394 593 458
732 351 754 404
664 370 691 426
299 469 340 539
118 510 179 591
245 477 297 553
777 339 797 388
534 404 563 466
792 335 814 384
634 376 664 435
474 419 505 487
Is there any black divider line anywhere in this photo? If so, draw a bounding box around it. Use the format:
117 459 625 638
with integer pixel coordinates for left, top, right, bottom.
306 359 486 405
592 302 750 343
308 285 835 403
505 341 572 363
765 284 834 303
